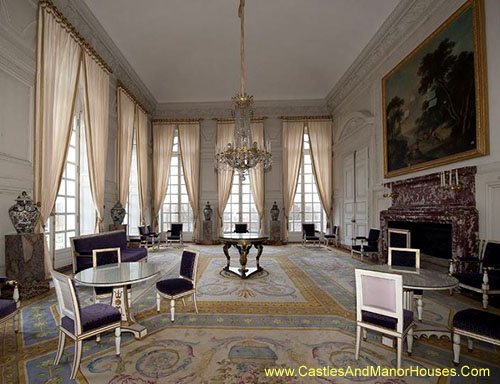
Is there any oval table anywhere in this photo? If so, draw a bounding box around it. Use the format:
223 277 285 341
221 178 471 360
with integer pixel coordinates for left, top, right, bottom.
74 262 160 339
219 233 269 278
360 264 459 343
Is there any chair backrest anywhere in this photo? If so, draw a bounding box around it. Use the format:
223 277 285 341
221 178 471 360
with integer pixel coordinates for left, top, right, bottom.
333 225 339 236
302 223 316 236
147 225 154 234
367 229 380 247
51 270 81 335
92 248 122 268
180 249 200 285
234 223 249 233
388 247 420 269
138 226 148 237
388 228 411 248
170 223 183 236
482 240 500 267
355 268 404 333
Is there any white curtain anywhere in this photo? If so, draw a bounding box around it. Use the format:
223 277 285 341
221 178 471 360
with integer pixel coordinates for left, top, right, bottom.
117 89 136 206
249 122 265 232
307 121 333 230
282 121 304 240
34 4 82 274
152 123 176 230
81 53 110 233
136 106 149 225
178 123 200 241
216 123 235 235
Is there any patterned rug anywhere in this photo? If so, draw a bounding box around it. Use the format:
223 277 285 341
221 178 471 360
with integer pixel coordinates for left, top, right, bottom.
2 245 499 383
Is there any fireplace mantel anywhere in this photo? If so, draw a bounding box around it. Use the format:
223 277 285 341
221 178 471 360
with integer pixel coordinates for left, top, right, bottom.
380 167 478 262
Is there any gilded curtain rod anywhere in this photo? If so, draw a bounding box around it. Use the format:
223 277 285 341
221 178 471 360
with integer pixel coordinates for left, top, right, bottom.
117 81 149 115
280 115 333 121
152 118 204 124
213 117 268 122
39 0 112 74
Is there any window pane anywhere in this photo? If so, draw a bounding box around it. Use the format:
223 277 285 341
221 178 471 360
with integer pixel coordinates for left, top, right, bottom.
66 163 76 180
66 198 76 213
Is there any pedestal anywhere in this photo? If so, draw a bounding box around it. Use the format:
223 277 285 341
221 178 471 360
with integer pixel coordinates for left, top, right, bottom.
5 233 50 299
268 221 281 244
200 220 214 245
109 224 127 232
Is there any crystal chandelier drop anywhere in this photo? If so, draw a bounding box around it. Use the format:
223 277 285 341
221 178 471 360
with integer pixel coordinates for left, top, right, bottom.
215 0 272 180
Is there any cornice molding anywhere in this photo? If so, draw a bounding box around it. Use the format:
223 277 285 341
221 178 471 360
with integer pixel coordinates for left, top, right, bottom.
325 0 449 112
53 0 156 111
153 99 328 119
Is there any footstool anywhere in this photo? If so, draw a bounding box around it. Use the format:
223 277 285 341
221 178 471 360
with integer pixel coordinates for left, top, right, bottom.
452 308 500 364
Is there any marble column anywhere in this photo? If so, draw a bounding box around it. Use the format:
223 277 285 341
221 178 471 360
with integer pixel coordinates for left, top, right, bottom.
200 220 214 245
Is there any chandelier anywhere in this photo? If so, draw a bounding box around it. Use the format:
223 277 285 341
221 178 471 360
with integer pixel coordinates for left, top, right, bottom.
215 0 272 180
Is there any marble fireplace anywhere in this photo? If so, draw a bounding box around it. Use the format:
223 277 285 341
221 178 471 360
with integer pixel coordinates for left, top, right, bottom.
380 166 478 263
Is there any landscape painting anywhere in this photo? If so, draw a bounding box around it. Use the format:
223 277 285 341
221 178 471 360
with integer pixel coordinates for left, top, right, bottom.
383 0 487 178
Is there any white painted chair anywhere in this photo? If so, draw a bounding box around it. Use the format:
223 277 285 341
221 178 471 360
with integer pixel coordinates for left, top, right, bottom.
51 271 122 380
355 268 415 369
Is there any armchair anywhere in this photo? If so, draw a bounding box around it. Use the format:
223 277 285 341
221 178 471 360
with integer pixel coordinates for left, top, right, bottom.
450 240 500 309
323 225 340 247
302 223 321 247
234 223 249 234
0 278 20 333
138 225 160 250
351 229 380 261
166 223 184 247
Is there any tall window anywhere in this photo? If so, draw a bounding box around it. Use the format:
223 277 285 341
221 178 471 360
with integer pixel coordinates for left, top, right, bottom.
47 108 95 264
223 174 258 233
124 133 141 235
161 132 194 232
289 128 327 232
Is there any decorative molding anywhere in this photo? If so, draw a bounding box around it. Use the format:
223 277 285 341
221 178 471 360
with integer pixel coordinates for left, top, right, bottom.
326 0 448 111
338 111 374 141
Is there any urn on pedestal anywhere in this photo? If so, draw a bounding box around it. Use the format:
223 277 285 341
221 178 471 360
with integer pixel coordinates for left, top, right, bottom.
203 201 213 221
270 202 280 221
110 202 126 225
8 192 40 234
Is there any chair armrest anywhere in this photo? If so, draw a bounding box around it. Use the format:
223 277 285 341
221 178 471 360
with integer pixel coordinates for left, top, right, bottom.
355 236 368 240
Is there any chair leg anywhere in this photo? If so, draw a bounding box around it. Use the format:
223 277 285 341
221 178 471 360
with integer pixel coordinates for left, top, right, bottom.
453 333 461 365
14 312 18 333
54 330 66 365
482 292 488 309
467 338 473 352
355 325 362 360
70 340 83 380
406 328 414 356
396 337 402 370
193 292 199 313
362 328 367 341
115 327 121 355
170 299 175 322
182 298 186 307
96 334 100 343
416 297 423 321
156 293 161 312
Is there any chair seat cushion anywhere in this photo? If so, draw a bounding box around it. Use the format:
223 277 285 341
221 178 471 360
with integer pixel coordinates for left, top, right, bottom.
156 278 193 296
61 303 121 333
167 235 181 240
121 248 148 262
305 236 319 241
453 309 500 339
324 235 336 239
453 272 500 289
0 299 16 319
361 309 413 331
352 245 378 253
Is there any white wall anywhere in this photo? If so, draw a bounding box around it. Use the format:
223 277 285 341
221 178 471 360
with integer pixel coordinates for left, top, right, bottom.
329 0 500 243
0 0 154 271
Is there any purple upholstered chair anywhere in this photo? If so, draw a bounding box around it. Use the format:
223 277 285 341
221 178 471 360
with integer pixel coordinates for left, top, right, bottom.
0 278 20 334
166 223 184 247
52 270 121 380
450 240 500 309
302 223 320 247
139 226 160 250
351 228 380 261
355 268 414 369
323 225 340 247
234 223 249 234
156 249 199 322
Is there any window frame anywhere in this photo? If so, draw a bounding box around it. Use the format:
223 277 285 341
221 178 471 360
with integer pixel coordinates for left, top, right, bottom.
223 173 259 233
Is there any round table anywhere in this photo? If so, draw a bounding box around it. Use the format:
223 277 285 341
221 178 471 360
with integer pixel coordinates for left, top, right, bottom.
219 233 269 278
74 262 160 339
360 264 459 342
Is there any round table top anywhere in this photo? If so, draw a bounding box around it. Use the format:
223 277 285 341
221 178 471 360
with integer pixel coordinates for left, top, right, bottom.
219 233 268 242
360 264 459 291
74 262 160 288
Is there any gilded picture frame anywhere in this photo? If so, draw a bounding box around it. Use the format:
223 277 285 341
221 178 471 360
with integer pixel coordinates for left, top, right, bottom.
382 0 488 178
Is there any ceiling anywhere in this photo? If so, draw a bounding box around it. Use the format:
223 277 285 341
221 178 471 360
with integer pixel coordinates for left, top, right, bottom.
83 0 399 104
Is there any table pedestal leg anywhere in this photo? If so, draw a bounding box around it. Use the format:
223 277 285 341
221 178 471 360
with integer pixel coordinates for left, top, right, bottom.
222 242 264 279
223 243 232 269
254 242 264 271
112 286 147 339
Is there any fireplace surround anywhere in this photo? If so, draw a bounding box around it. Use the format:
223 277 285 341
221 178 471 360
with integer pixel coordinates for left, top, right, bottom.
380 167 478 263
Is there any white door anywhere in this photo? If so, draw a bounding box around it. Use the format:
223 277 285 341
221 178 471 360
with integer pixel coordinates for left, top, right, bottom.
343 148 369 245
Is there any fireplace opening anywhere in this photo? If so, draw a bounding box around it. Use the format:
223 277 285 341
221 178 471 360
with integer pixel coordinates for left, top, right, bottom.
388 221 452 259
